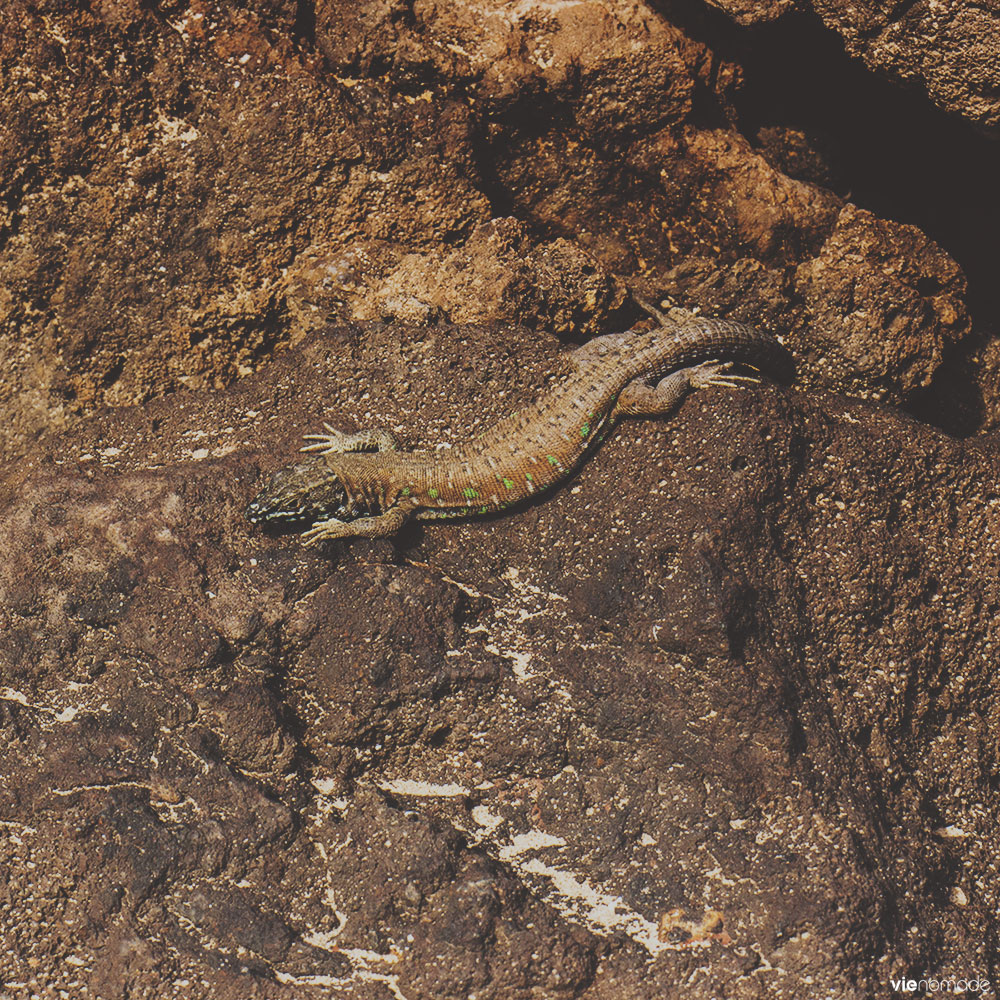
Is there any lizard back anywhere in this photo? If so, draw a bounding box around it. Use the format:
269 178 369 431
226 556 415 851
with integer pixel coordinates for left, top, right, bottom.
319 318 791 518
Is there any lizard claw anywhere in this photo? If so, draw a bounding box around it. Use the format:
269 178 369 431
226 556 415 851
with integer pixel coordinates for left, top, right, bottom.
301 423 348 454
702 374 762 390
685 360 730 389
687 362 760 391
301 516 349 545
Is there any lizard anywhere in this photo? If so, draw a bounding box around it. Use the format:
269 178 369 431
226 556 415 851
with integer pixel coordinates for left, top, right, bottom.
245 311 792 545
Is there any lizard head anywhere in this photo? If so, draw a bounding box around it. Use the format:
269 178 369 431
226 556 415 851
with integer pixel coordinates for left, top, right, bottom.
245 457 353 526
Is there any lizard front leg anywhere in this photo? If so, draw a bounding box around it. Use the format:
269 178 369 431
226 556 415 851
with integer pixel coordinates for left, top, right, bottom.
301 424 400 455
302 499 418 546
611 361 759 418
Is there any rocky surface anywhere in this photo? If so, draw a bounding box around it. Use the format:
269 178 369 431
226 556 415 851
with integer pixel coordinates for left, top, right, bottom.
703 0 1000 131
812 0 1000 131
4 322 1000 998
3 0 993 461
2 0 999 998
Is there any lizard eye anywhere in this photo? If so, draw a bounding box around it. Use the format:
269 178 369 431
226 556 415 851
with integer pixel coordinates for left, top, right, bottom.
245 459 348 525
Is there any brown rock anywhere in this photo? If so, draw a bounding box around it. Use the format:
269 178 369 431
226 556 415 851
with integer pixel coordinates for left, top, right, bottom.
793 203 969 398
705 0 1000 130
812 0 1000 129
1 0 985 458
2 0 998 996
2 322 1000 997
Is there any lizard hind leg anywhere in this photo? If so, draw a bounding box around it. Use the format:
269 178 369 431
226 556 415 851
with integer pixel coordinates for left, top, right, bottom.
685 361 761 391
611 362 759 418
301 424 400 455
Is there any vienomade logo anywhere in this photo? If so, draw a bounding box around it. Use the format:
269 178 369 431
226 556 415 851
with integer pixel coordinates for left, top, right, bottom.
889 976 992 994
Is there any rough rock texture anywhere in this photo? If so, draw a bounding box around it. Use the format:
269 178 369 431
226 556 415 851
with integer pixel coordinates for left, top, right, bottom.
812 0 1000 131
4 323 1000 998
703 0 1000 131
2 0 992 464
2 0 1000 997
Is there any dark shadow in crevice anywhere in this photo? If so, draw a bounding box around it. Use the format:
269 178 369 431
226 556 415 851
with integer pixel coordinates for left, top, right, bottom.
653 3 1000 434
292 0 316 48
657 5 1000 323
732 11 1000 325
735 11 1000 435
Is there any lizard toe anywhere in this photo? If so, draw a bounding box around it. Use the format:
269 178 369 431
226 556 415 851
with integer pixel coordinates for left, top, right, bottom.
302 517 348 545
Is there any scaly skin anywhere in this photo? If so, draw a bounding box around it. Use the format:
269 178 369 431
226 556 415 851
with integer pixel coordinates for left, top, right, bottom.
246 317 792 544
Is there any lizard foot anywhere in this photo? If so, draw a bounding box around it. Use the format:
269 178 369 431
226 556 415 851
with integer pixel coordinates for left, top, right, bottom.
685 361 761 391
301 423 350 454
301 425 400 454
301 516 351 545
302 502 416 545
